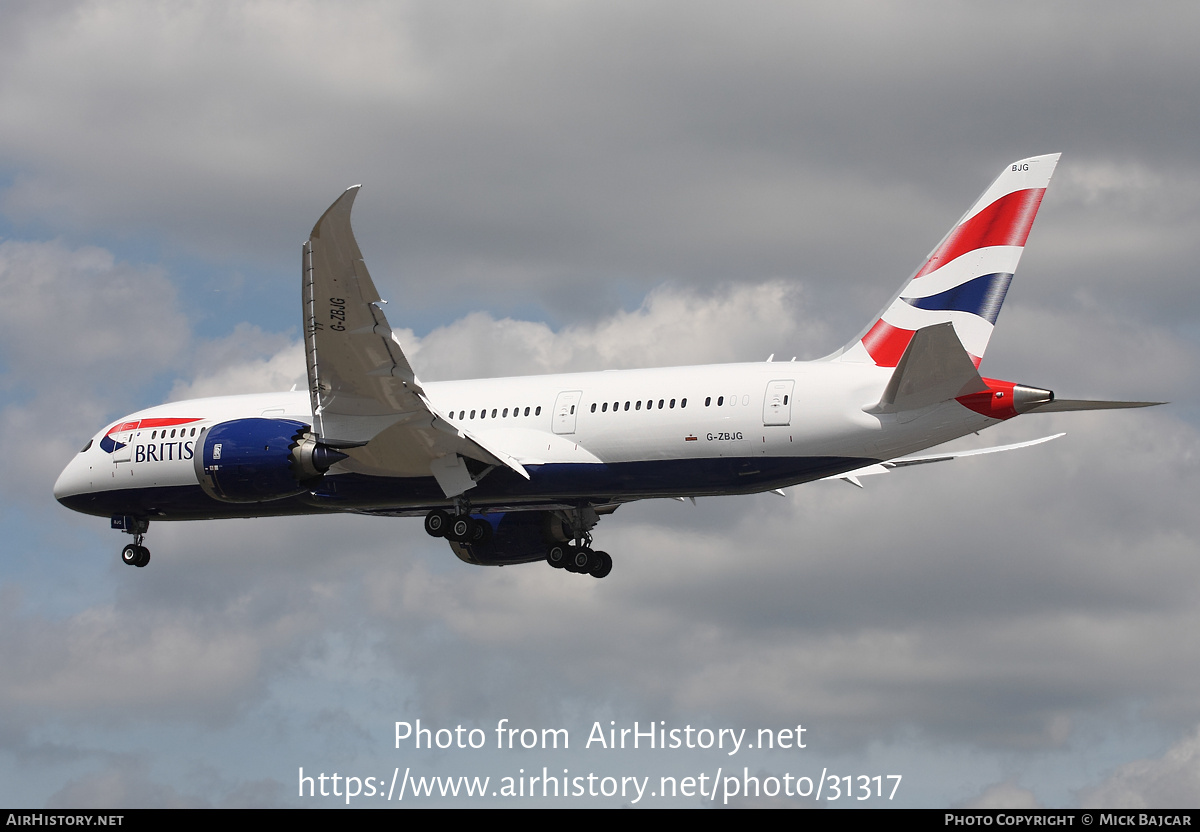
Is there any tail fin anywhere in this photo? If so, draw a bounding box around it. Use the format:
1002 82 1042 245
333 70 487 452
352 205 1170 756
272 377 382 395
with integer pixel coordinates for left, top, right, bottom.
833 153 1060 367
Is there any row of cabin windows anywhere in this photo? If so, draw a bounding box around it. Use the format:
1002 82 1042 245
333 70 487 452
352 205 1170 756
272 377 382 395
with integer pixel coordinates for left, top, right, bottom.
448 392 765 422
587 394 767 413
451 406 542 421
590 398 688 413
151 426 204 439
589 395 752 411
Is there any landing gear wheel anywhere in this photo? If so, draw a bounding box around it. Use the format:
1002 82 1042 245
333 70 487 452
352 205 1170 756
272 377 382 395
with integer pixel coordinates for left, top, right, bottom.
546 544 567 569
569 546 593 573
447 515 473 543
424 510 450 538
589 551 612 579
468 519 492 545
122 544 150 568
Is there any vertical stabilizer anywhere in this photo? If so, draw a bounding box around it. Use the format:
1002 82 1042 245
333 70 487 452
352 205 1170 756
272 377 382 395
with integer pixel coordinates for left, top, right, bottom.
833 154 1060 368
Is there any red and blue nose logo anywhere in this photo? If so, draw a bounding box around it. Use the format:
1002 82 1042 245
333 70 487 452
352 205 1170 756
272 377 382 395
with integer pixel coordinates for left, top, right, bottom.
98 417 201 454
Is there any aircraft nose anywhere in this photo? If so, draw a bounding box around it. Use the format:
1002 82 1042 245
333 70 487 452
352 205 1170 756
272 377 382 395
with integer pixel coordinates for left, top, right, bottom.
53 453 91 504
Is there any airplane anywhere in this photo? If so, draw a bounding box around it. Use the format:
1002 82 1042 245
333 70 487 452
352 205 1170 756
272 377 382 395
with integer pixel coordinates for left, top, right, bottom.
54 153 1160 577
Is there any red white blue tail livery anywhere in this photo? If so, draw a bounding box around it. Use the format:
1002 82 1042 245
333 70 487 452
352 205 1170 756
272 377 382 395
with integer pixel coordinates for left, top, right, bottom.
837 153 1058 368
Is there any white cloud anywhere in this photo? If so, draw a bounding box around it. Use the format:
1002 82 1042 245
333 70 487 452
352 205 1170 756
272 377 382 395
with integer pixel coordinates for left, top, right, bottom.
1079 726 1200 809
167 325 304 401
0 240 186 386
411 280 829 380
0 240 189 499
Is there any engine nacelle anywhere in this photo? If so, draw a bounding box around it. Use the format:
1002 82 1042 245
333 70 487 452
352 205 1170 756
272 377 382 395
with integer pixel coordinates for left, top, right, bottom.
449 511 565 566
194 418 346 503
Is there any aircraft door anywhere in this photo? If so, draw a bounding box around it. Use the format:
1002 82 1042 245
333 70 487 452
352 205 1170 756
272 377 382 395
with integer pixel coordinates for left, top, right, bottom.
109 420 137 463
763 380 795 426
552 390 583 435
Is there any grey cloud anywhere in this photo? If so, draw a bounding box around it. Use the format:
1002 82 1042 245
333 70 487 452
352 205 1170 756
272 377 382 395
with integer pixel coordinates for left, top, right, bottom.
0 240 186 388
0 240 189 499
1078 726 1200 809
1 3 1197 325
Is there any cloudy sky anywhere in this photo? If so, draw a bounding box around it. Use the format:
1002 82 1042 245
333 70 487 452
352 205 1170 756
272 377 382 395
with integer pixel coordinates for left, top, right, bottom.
1 0 1198 808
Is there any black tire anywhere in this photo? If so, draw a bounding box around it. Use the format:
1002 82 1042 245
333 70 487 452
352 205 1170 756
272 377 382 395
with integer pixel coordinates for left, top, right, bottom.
589 551 612 579
570 547 593 573
469 519 492 545
546 544 567 569
121 544 139 566
136 546 151 568
424 510 450 538
448 516 472 542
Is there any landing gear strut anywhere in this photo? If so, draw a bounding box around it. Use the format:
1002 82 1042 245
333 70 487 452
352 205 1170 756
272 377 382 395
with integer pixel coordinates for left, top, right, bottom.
113 516 151 568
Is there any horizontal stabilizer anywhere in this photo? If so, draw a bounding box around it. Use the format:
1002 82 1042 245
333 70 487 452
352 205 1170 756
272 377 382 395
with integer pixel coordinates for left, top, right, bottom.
871 322 988 413
823 433 1065 486
1027 399 1166 413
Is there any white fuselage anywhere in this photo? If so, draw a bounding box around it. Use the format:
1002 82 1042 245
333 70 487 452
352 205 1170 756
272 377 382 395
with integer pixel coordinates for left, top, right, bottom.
53 359 1001 521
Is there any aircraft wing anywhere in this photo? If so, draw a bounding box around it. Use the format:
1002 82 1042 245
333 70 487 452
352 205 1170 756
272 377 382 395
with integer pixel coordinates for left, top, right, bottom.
303 186 528 496
823 433 1065 488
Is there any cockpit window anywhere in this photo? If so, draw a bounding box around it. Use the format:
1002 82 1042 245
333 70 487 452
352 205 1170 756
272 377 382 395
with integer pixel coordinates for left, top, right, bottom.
80 439 93 453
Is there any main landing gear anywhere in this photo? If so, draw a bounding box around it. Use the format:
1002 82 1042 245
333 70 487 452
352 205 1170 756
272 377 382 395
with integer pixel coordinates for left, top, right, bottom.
423 508 493 546
546 537 612 579
112 516 151 568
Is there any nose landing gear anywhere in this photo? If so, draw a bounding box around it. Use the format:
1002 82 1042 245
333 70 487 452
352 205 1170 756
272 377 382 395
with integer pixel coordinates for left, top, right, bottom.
121 542 150 568
112 515 150 567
